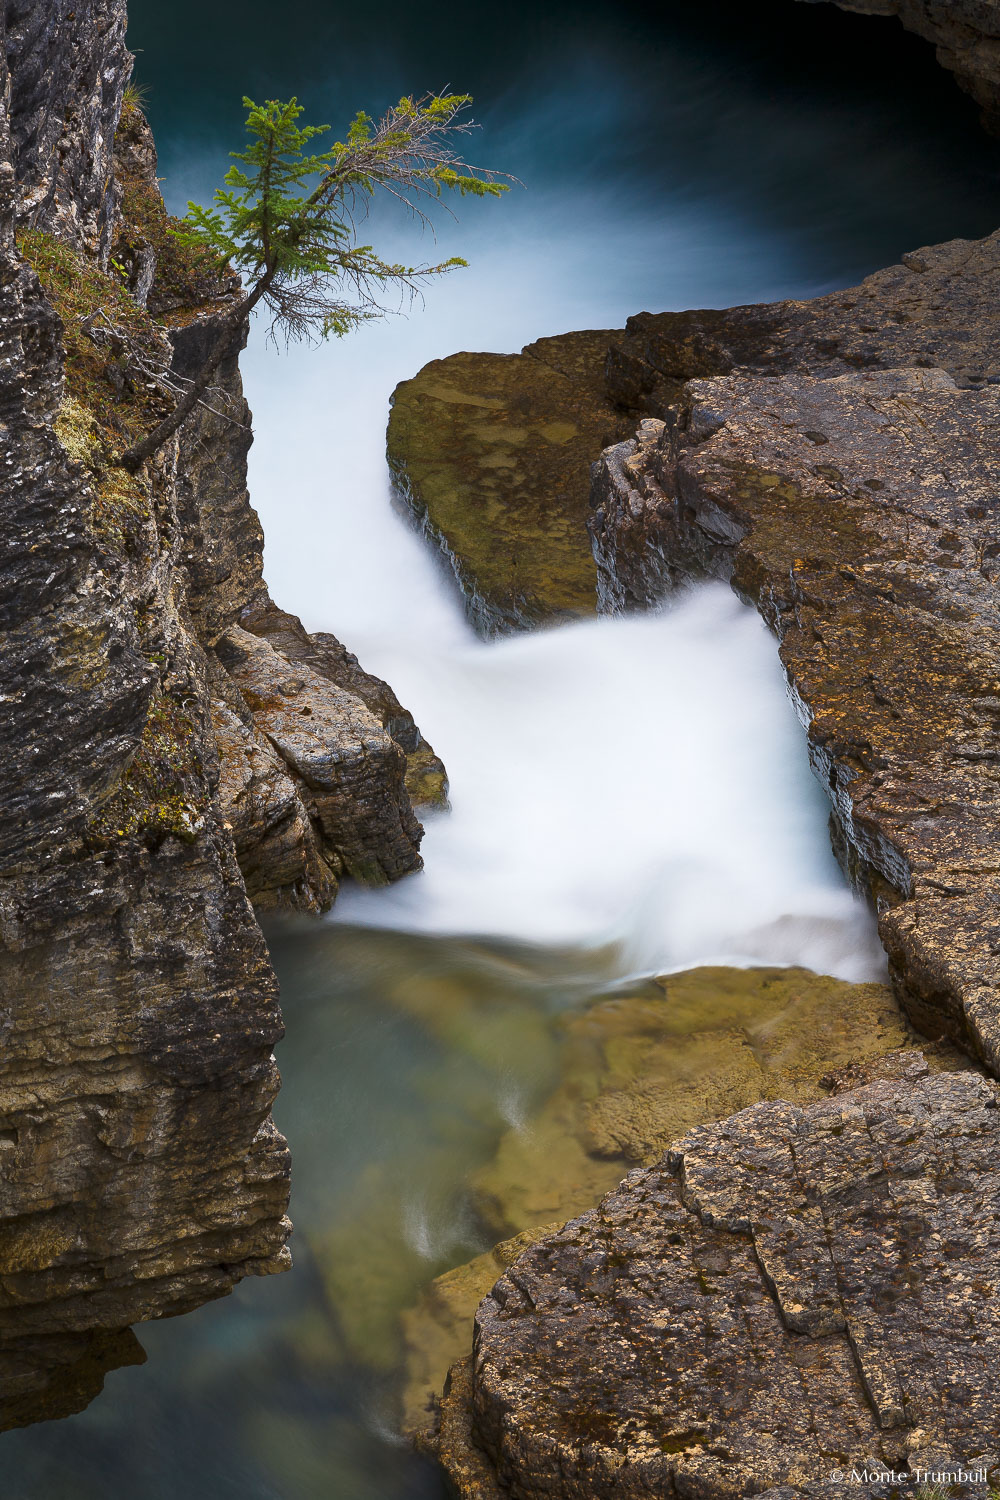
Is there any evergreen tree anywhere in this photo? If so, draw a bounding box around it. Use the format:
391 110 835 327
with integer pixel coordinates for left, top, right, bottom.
120 92 507 471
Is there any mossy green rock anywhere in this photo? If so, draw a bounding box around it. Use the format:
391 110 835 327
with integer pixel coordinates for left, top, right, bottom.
387 332 631 635
469 965 922 1236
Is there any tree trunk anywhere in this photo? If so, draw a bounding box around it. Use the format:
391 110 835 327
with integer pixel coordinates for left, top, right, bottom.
119 271 273 472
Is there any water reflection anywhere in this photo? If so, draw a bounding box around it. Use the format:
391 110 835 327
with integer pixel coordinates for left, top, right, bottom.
1 927 632 1499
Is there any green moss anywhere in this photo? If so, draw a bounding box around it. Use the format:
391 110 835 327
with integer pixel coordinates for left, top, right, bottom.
54 395 151 552
18 225 158 435
86 693 208 849
387 338 633 632
113 110 229 318
19 227 162 551
404 744 450 810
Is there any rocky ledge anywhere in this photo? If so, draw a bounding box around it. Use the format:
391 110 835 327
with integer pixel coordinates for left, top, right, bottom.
590 261 1000 1073
387 333 633 634
461 1064 1000 1497
0 0 441 1427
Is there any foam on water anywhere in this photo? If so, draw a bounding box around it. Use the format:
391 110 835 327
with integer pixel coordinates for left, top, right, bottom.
330 587 884 980
243 334 884 985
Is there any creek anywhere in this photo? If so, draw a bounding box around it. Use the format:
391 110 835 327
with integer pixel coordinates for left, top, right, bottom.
5 1 1000 1495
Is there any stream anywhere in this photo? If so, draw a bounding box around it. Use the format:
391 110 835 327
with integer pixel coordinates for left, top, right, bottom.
6 0 1000 1495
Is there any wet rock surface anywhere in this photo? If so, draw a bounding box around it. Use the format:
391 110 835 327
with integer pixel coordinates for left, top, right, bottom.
387 333 633 634
462 1066 1000 1499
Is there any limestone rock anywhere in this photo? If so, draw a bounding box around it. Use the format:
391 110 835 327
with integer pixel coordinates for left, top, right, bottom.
402 1226 561 1442
211 698 338 910
464 1068 1000 1498
387 333 633 634
240 598 448 810
6 0 131 261
603 229 1000 431
215 625 423 888
592 366 1000 1071
0 0 437 1427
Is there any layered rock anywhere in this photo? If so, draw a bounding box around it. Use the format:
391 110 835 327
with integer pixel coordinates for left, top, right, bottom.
0 1 438 1427
5 0 131 261
387 333 633 634
462 1065 1000 1498
800 1 1000 132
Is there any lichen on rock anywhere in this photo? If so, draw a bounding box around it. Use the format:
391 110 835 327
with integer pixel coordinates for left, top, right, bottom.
464 1067 1000 1498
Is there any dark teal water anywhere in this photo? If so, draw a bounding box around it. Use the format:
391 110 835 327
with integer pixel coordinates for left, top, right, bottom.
4 4 999 1495
128 0 1000 291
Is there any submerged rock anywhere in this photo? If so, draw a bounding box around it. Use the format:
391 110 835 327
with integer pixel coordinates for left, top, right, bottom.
387 334 633 634
404 966 965 1446
470 966 916 1236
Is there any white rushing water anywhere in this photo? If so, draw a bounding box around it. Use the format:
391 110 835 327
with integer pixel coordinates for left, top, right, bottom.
239 189 885 986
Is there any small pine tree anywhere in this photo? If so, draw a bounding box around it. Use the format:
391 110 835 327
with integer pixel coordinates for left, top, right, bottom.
120 92 508 471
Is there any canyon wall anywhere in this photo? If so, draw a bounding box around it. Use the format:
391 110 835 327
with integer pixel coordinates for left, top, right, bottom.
416 232 1000 1500
389 112 1000 1500
0 0 439 1427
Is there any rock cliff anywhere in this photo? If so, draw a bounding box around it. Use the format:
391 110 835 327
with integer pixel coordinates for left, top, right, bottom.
0 1 439 1427
590 238 1000 1072
800 1 1000 132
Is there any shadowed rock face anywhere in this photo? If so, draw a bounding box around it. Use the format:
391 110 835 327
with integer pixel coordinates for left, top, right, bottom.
467 1067 1000 1498
0 0 438 1427
387 334 633 635
799 1 1000 133
5 0 131 261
